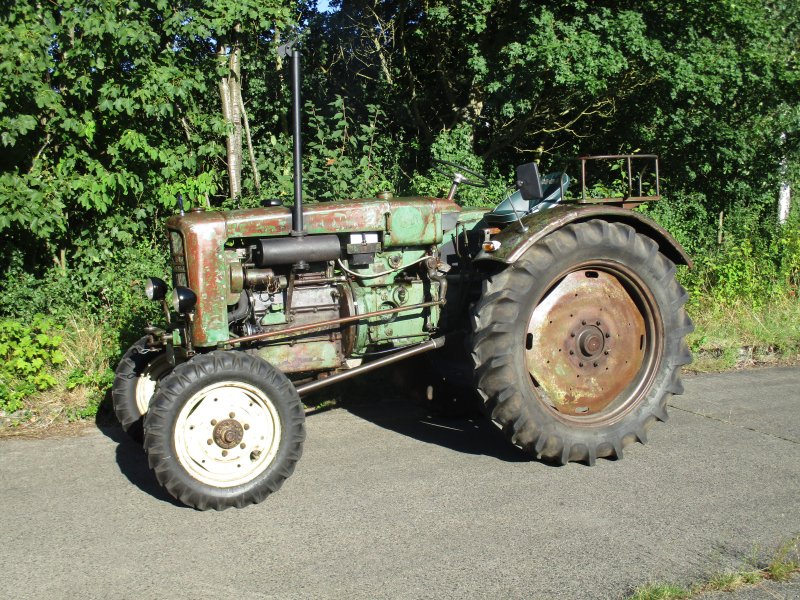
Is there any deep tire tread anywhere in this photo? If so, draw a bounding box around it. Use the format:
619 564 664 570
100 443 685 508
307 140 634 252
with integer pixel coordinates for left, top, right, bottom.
470 220 692 466
143 350 305 511
112 336 171 442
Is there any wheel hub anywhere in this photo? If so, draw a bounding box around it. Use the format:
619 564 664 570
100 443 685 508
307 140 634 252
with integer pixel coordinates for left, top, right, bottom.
576 325 605 358
526 269 647 416
213 419 244 449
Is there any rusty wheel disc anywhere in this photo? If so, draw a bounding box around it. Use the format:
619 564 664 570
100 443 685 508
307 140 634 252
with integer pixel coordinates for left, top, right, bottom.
526 264 662 422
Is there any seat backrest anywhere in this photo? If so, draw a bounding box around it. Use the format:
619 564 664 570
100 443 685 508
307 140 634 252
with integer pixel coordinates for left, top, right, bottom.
540 172 569 203
516 162 543 201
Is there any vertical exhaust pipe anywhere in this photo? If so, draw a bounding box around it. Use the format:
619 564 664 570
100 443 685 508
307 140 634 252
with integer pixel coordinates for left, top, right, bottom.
278 42 305 237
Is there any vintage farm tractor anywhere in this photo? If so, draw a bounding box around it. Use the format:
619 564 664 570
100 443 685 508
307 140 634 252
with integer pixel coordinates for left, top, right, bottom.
112 46 692 510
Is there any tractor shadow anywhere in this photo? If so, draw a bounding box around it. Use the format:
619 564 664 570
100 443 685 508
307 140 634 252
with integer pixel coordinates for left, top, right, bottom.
344 400 530 462
314 362 531 463
94 361 185 506
97 359 538 506
96 422 185 507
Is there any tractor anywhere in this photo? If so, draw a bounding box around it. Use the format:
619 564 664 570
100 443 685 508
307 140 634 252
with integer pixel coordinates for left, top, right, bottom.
112 45 692 510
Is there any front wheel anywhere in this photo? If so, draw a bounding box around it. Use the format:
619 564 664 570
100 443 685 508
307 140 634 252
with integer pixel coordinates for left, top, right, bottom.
471 220 693 465
143 351 305 510
112 336 173 442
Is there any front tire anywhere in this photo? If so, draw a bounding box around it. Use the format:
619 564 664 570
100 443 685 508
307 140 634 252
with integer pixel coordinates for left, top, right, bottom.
112 336 173 442
471 220 693 465
143 351 305 510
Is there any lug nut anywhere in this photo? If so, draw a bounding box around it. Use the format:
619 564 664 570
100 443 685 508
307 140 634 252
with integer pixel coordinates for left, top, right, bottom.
593 362 598 367
207 439 213 445
211 419 217 426
579 362 584 367
569 350 574 355
570 333 575 338
240 443 246 449
229 412 235 418
250 450 262 461
221 450 228 457
243 424 250 430
582 320 586 325
604 350 609 355
605 333 611 338
596 320 601 326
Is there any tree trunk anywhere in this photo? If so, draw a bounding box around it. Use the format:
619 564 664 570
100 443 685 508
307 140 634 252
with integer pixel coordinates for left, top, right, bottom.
240 94 260 192
219 33 243 200
779 133 791 224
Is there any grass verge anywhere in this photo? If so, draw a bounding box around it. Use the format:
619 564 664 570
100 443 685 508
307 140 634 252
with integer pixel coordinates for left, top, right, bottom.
626 536 800 599
686 297 800 372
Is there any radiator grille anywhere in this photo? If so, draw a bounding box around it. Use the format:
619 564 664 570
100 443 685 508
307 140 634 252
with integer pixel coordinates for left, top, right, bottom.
169 230 188 287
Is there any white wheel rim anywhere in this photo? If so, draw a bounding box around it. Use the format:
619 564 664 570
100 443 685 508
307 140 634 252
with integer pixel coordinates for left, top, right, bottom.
173 381 282 488
135 354 172 416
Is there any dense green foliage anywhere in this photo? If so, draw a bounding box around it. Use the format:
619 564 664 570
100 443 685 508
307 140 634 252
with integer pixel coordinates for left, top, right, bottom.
0 0 798 421
0 317 64 413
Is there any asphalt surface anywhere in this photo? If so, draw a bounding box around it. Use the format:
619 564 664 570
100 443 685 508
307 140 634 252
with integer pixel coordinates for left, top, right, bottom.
1 367 798 600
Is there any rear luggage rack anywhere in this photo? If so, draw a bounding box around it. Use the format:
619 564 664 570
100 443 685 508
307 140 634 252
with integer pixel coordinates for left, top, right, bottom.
575 154 660 206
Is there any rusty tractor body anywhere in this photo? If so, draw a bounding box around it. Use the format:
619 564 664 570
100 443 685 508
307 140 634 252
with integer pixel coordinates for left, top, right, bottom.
112 46 693 510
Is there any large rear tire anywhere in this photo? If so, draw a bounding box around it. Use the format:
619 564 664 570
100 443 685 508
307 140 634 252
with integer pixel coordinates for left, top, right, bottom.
143 351 305 510
471 220 693 465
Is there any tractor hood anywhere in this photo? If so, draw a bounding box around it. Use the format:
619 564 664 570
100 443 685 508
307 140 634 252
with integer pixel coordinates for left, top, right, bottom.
166 196 462 248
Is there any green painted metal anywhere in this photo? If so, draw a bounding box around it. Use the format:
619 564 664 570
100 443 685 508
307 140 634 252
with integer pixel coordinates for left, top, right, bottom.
260 305 286 327
345 247 428 287
349 277 437 355
253 340 342 373
383 203 442 246
222 196 451 246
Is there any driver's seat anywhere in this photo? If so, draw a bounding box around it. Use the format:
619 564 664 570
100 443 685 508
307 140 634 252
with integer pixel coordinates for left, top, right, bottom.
485 162 569 225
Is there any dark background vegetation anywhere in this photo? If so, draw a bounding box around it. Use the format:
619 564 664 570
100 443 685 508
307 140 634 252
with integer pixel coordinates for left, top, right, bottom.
1 0 798 424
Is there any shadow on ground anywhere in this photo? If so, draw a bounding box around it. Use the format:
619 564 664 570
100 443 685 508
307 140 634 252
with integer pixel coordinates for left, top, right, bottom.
97 424 185 507
314 358 532 463
341 397 531 462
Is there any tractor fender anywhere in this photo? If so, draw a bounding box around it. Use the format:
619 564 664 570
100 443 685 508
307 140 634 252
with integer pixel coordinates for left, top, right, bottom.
475 204 692 268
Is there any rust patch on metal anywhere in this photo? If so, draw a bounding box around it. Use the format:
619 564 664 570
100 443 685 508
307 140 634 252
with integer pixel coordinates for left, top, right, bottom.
526 269 646 416
253 340 343 374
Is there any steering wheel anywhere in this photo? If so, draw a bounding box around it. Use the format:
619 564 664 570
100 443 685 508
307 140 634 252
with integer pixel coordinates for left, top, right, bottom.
432 159 489 188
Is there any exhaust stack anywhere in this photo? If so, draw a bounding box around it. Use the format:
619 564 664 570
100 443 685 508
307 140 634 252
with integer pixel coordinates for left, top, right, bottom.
278 42 305 236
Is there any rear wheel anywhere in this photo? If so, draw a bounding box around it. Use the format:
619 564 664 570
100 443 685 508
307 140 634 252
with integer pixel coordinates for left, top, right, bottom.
471 220 693 464
143 351 305 510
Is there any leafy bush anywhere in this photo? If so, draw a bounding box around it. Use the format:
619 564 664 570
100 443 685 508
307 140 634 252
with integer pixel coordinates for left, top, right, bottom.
0 317 65 414
65 367 115 421
410 123 509 207
0 240 167 345
641 192 800 308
